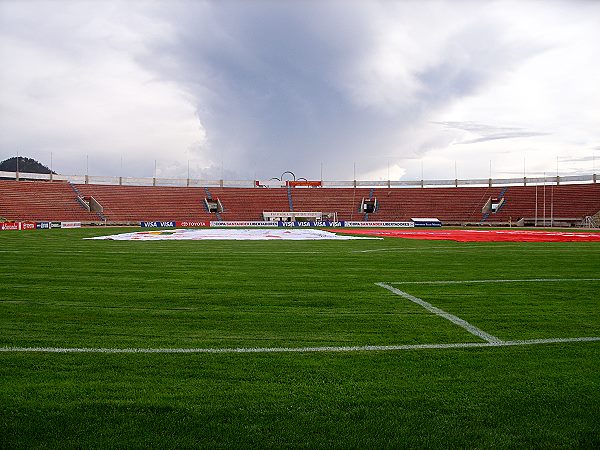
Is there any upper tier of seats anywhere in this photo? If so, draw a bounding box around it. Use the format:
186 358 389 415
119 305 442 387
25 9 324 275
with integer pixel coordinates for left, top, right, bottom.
1 180 599 225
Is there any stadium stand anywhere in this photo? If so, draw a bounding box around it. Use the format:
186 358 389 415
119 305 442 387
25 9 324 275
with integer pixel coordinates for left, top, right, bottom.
0 180 98 222
290 188 372 221
367 187 501 224
208 187 290 221
74 184 214 223
1 179 599 226
492 184 600 226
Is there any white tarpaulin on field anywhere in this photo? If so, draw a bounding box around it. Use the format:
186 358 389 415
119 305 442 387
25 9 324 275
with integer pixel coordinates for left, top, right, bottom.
87 228 379 241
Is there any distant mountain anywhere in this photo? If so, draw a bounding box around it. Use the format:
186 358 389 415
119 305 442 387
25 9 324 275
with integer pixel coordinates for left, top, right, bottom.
0 156 55 174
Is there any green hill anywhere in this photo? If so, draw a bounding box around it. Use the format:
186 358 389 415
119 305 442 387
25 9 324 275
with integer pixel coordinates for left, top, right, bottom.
0 156 54 174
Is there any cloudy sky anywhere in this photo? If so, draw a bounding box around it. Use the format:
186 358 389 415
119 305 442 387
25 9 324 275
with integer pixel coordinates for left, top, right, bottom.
1 0 599 181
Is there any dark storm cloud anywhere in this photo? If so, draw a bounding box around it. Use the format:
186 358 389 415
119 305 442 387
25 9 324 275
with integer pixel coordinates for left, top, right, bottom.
141 1 379 178
140 1 543 179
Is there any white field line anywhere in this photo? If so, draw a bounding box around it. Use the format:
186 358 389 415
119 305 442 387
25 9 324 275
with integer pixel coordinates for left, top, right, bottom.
391 278 600 285
375 282 502 343
1 337 599 354
0 249 331 255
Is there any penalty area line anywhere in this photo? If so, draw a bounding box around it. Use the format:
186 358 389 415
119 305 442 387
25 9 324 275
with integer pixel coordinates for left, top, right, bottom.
1 337 599 354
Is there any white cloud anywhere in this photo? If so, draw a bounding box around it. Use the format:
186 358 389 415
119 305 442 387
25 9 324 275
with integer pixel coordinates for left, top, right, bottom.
0 0 206 177
431 0 600 178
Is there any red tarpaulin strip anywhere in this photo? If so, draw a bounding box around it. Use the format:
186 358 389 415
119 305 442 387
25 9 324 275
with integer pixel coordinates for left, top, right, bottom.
331 229 600 243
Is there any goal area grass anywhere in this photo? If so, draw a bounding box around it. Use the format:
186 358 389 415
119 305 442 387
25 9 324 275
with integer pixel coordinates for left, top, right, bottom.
1 227 599 448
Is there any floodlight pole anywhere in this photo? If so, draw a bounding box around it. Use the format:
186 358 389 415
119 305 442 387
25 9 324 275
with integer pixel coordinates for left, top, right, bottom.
119 155 123 186
387 159 390 182
454 160 458 187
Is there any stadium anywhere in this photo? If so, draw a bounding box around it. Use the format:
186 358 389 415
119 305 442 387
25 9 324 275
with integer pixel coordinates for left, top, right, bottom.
1 164 599 227
1 164 599 447
2 0 600 447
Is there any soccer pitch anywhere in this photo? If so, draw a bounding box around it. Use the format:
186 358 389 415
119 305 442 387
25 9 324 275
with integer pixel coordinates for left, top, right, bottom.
1 228 599 448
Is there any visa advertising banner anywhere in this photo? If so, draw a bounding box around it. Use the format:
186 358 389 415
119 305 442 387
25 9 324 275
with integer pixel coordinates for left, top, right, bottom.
140 221 177 228
277 221 346 227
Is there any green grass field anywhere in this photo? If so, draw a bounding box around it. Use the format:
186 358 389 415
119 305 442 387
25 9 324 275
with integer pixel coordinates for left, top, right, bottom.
1 228 599 448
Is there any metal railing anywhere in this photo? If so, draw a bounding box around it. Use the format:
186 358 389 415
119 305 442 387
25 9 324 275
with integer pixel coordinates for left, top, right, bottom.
1 170 597 188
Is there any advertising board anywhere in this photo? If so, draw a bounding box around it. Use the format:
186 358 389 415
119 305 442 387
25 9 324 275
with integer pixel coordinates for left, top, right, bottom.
140 221 177 228
0 222 20 231
345 221 414 228
210 221 278 227
61 222 82 229
411 218 442 227
277 221 345 227
176 221 210 228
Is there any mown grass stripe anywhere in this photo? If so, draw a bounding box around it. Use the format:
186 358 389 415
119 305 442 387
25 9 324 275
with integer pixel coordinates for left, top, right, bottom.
375 282 502 343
